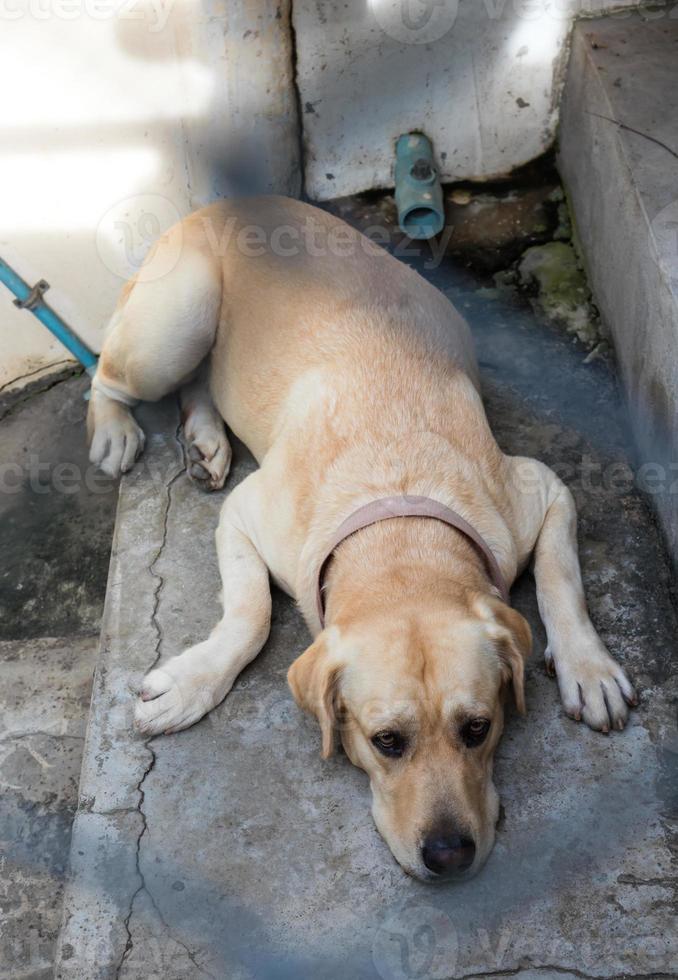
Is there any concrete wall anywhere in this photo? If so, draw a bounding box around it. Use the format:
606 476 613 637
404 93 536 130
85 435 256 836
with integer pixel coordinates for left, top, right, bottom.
1 0 648 389
559 15 678 560
0 0 300 390
294 0 642 201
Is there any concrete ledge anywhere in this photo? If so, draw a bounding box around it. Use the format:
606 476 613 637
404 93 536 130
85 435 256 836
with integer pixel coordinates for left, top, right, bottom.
55 308 678 977
559 13 678 561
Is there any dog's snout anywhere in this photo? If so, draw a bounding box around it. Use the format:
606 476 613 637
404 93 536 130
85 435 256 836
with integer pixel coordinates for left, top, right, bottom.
421 832 476 877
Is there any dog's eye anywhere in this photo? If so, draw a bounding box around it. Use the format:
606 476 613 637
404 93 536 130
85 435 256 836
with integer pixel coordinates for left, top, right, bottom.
461 718 490 747
371 731 406 757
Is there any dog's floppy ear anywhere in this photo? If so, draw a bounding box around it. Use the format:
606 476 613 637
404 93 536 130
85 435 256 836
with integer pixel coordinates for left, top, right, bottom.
475 595 532 714
287 632 343 759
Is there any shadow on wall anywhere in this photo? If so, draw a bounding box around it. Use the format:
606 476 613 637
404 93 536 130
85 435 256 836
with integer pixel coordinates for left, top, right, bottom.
0 0 300 388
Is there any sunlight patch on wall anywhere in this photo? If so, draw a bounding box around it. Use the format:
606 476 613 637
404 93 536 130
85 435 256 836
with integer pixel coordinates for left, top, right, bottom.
0 148 159 233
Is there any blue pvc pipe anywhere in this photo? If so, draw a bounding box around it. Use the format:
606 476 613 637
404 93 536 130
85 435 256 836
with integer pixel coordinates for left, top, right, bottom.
0 256 98 372
394 133 445 240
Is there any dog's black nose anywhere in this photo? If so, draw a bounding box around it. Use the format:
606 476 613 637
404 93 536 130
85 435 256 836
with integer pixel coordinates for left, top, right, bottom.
421 834 476 876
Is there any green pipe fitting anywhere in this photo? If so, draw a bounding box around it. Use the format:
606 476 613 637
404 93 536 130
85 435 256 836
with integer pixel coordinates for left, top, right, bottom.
394 133 445 240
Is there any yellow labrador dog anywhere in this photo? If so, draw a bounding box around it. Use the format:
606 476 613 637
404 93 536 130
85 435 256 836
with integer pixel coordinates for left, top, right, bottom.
88 196 637 881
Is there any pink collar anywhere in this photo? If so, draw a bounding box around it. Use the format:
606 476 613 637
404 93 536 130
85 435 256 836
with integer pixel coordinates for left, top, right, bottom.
316 494 509 626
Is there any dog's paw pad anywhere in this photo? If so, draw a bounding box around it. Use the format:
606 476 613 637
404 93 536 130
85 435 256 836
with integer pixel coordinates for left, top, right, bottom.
184 432 231 492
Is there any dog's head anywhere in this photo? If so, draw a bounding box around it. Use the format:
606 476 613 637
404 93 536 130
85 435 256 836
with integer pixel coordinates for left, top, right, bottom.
288 593 530 881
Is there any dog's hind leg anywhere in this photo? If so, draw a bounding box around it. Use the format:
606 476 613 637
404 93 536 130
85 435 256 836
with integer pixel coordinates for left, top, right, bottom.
89 243 221 478
134 476 271 735
180 367 232 492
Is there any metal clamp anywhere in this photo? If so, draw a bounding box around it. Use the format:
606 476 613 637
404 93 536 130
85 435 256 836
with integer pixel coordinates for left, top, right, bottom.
14 278 50 311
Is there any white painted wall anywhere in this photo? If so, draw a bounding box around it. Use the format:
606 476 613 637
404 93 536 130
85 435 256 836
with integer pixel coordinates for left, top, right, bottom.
1 0 649 389
0 0 299 390
294 0 643 201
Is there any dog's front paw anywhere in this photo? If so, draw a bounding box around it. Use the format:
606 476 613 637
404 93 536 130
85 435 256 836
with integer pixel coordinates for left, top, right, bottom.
89 410 145 478
133 646 233 736
547 639 638 733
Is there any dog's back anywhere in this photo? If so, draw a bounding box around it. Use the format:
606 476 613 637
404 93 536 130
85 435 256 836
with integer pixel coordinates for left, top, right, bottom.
190 196 480 459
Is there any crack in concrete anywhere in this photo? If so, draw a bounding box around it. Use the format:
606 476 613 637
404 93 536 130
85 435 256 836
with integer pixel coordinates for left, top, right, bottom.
113 417 211 979
0 731 84 743
0 358 74 394
145 885 216 980
586 110 678 161
114 767 153 980
617 872 677 889
453 965 678 979
287 0 306 199
0 364 83 422
80 802 138 817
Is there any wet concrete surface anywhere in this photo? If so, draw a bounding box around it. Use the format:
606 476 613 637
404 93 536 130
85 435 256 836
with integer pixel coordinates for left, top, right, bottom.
55 217 678 977
0 636 96 979
0 373 117 977
0 371 119 640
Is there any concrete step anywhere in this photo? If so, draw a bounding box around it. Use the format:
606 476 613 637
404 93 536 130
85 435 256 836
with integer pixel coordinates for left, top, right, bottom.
54 264 678 976
559 11 678 563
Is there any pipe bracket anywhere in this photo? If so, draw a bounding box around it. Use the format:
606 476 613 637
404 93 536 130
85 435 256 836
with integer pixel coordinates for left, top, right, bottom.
14 279 50 312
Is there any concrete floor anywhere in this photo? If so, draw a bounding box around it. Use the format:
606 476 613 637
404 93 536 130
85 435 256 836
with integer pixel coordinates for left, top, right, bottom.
0 374 118 977
54 198 678 977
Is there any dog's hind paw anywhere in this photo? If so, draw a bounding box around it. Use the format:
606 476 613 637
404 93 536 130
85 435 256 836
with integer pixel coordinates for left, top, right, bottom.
184 426 232 492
